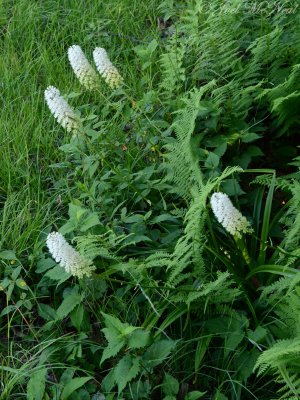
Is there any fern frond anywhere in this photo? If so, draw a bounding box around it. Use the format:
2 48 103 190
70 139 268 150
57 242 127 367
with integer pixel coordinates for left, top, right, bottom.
75 233 121 261
255 338 300 375
164 84 216 200
160 34 186 97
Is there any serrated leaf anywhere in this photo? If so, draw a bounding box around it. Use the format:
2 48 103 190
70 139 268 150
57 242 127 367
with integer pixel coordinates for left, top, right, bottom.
128 329 151 349
101 368 116 392
44 265 71 283
101 312 129 334
100 339 125 365
56 288 82 320
205 152 220 169
142 340 176 368
27 368 47 400
38 303 57 321
61 376 92 399
80 212 100 232
114 355 141 394
69 203 87 221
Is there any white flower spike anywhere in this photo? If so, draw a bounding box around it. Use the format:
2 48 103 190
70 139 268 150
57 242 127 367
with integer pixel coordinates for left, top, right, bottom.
68 45 99 90
44 86 80 132
210 192 253 238
93 47 123 89
46 232 95 278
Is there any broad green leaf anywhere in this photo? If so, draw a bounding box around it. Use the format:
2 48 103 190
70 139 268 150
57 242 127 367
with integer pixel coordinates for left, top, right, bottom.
44 265 71 283
151 214 178 224
27 368 47 400
240 132 261 143
221 179 245 196
60 368 75 385
16 278 28 290
214 142 227 157
101 368 116 392
0 305 16 317
224 331 244 358
59 220 76 235
56 288 82 320
70 303 85 331
128 329 151 349
235 349 259 381
247 326 267 343
0 250 17 260
69 203 87 222
100 339 125 365
11 265 21 280
38 303 57 321
114 355 140 394
214 390 228 400
162 373 179 396
80 212 100 232
142 340 176 368
205 152 220 169
101 312 129 335
61 376 91 399
185 391 206 400
36 258 56 273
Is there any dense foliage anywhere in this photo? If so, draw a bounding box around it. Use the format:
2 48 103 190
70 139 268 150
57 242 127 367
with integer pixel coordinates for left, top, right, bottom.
1 0 300 399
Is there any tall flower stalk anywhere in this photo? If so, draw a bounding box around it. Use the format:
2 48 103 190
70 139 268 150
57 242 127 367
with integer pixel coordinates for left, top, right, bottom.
46 232 95 278
210 192 253 239
44 86 81 132
93 47 123 89
210 192 253 268
68 45 99 90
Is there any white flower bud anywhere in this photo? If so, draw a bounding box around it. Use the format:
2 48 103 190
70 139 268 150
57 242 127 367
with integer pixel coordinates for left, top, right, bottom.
46 232 95 278
93 47 123 89
210 192 253 238
44 86 80 132
67 45 99 90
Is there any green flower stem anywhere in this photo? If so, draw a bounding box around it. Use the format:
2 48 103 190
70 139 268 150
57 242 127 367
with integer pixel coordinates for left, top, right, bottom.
234 236 253 270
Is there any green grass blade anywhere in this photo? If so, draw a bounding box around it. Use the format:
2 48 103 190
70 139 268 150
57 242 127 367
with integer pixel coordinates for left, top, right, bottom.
257 173 276 266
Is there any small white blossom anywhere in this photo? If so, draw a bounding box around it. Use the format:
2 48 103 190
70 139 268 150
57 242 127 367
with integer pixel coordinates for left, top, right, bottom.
44 86 80 132
46 232 95 278
93 47 123 89
210 192 253 238
68 45 99 90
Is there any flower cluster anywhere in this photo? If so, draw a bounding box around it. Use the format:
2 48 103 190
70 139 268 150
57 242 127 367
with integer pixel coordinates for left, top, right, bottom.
44 86 80 132
46 232 95 278
210 192 253 238
67 45 99 90
93 47 123 89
